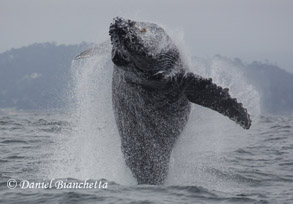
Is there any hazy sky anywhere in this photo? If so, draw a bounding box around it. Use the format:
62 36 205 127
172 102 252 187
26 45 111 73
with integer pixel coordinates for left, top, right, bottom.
1 0 292 72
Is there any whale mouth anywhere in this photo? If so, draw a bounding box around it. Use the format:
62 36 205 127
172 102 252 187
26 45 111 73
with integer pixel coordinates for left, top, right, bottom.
109 17 145 53
109 17 169 72
109 17 149 67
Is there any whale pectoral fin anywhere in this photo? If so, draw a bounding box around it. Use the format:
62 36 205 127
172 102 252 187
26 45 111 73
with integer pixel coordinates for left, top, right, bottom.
74 41 111 60
183 72 251 129
74 46 101 60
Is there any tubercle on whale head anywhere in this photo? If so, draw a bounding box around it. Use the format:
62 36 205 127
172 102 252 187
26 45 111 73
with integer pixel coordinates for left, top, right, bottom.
109 17 130 38
109 17 136 47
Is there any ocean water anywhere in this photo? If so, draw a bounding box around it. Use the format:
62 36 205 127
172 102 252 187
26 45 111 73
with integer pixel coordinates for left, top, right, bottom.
0 110 292 204
1 43 293 203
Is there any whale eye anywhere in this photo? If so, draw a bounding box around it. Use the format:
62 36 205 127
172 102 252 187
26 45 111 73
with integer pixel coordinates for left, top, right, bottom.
140 28 147 33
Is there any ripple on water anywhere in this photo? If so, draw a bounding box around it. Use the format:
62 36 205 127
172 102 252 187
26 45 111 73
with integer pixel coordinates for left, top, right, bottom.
0 139 28 144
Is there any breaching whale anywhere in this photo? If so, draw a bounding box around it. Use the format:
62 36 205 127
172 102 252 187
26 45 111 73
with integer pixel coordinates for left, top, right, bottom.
75 17 251 185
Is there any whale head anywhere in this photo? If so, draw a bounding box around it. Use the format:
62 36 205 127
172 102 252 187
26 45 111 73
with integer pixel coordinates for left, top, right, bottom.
109 17 180 75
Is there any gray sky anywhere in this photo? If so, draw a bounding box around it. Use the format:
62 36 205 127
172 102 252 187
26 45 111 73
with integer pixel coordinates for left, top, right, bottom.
1 0 292 72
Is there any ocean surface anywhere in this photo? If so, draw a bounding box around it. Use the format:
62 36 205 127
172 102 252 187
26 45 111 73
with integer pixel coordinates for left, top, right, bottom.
1 43 293 203
0 109 292 204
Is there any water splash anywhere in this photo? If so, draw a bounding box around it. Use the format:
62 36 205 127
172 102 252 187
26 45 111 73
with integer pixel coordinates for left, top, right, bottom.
49 41 136 185
48 36 260 188
168 55 261 192
192 56 260 121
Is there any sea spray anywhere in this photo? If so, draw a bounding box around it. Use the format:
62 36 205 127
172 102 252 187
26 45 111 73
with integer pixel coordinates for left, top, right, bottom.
49 41 135 185
168 56 261 191
48 37 260 187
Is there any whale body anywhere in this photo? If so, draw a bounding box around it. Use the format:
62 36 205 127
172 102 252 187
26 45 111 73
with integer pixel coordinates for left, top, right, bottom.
76 17 251 185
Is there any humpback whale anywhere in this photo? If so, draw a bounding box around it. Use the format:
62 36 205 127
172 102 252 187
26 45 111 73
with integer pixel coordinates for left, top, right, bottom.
76 17 251 185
